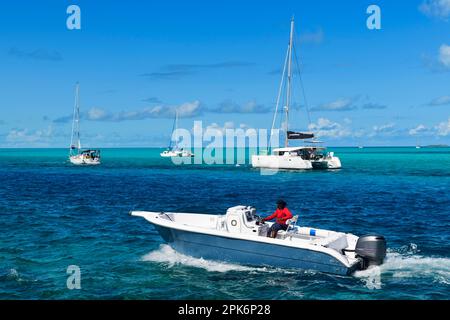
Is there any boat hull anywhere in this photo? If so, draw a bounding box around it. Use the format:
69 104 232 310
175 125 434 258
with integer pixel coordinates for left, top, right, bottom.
69 156 101 165
251 155 313 170
312 156 341 169
154 224 355 275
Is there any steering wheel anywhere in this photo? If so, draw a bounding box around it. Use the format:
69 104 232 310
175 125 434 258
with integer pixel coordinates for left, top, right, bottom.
255 215 265 225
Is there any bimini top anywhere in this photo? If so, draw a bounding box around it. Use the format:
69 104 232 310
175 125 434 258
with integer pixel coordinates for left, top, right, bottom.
287 131 314 140
80 149 100 154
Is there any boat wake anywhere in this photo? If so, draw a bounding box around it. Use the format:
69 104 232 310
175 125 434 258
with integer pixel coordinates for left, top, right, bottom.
142 245 272 273
143 244 450 289
354 244 450 290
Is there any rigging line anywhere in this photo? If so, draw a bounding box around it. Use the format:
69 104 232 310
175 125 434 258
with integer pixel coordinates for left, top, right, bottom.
292 40 313 129
268 44 290 151
70 83 79 155
168 109 177 150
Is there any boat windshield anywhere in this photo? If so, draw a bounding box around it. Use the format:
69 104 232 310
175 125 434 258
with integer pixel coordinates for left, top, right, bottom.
81 150 100 157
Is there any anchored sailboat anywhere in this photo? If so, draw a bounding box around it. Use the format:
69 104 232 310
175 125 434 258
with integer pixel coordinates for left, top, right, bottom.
160 109 194 158
415 138 421 149
251 18 341 170
69 83 101 165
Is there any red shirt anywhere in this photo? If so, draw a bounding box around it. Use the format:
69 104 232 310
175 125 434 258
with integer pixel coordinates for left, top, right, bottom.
263 208 293 225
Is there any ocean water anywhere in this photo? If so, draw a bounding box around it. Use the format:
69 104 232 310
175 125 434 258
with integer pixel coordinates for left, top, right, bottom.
0 147 449 299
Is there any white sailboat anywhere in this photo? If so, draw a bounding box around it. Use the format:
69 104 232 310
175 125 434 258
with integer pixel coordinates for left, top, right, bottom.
160 109 194 158
69 83 101 165
251 18 341 170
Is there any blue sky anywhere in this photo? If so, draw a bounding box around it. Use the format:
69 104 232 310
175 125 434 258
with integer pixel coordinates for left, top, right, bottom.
0 0 449 147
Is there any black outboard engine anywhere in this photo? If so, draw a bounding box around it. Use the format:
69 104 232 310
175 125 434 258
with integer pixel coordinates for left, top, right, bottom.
355 235 387 269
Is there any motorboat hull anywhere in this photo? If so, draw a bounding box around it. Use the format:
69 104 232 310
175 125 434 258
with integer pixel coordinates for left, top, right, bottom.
131 206 387 275
154 224 356 275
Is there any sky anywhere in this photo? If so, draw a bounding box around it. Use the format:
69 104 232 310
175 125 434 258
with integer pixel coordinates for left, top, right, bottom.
0 0 449 147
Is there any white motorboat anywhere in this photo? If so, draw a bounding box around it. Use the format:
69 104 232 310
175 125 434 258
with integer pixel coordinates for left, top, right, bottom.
131 205 386 275
251 18 341 170
69 83 101 165
160 109 194 158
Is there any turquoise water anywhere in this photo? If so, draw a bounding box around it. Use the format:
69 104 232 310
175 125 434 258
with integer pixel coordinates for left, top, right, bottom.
0 147 449 299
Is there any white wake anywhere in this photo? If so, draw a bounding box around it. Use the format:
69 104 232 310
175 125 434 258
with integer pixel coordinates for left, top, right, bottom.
142 244 271 273
355 244 450 289
143 244 450 288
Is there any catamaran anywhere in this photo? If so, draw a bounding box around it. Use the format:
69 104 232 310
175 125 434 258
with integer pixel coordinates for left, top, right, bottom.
131 205 386 275
69 83 101 165
160 109 194 158
251 18 341 170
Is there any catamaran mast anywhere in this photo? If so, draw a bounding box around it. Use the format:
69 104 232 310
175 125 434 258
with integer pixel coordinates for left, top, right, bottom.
285 17 294 148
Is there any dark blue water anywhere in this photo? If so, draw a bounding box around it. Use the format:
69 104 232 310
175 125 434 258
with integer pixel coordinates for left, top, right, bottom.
0 147 449 299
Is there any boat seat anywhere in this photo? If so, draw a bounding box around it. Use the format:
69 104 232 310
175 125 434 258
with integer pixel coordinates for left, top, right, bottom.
311 233 348 250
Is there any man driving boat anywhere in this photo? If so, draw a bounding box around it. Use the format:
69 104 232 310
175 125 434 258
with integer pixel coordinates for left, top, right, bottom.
261 199 293 238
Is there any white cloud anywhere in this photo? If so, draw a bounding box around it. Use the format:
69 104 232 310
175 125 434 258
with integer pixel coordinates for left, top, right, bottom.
87 108 109 121
429 95 450 106
308 118 351 138
54 100 203 123
439 44 450 68
311 98 357 112
6 126 53 145
419 0 450 20
213 100 270 113
369 123 397 137
422 44 450 72
435 118 450 136
409 124 427 135
177 101 202 117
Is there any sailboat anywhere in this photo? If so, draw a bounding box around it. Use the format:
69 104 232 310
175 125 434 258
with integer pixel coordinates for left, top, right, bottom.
160 109 194 158
415 138 421 149
251 18 341 170
69 83 101 165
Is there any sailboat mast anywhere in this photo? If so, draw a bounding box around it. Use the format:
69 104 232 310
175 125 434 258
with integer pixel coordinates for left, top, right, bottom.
70 82 81 154
175 109 179 149
285 17 294 148
75 83 81 150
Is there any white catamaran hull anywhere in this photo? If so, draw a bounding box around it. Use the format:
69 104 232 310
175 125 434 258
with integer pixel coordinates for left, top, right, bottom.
312 156 342 169
251 155 313 170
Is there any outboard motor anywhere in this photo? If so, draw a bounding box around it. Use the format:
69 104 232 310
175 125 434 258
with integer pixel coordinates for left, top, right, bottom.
355 235 387 269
